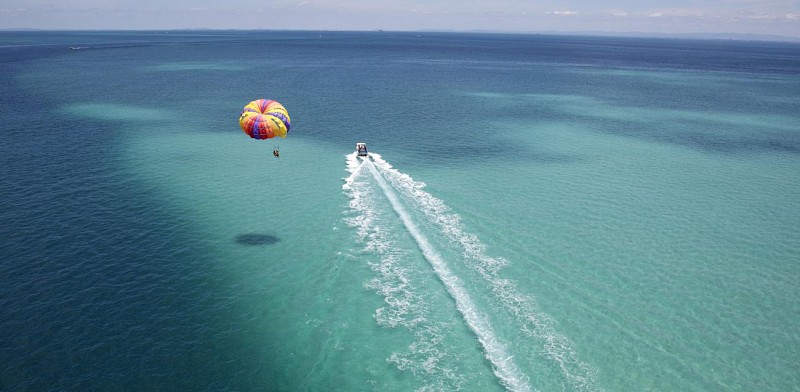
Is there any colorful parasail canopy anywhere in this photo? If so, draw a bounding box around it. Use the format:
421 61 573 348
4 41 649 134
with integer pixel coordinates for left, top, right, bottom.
238 99 291 140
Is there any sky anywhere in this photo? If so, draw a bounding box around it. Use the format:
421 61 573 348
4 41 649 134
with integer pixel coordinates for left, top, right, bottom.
1 0 799 38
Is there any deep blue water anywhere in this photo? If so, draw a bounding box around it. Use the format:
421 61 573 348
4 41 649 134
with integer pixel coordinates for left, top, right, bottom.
1 30 799 391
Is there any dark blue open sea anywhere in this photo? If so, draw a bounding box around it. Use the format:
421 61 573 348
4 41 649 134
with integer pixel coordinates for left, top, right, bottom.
1 30 799 391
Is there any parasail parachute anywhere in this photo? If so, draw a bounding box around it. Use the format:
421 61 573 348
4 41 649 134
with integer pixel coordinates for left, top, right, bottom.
238 99 291 140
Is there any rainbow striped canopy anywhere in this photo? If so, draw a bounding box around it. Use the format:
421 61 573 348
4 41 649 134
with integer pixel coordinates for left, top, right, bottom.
238 99 291 140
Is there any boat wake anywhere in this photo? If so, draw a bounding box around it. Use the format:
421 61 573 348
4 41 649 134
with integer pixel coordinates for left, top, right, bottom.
343 152 600 392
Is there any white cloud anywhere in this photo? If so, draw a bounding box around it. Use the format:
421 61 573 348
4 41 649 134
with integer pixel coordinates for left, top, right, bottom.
747 13 778 20
609 10 628 17
647 8 706 18
549 10 577 16
787 13 799 20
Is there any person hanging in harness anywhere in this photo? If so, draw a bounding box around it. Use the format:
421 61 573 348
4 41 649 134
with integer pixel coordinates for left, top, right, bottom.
273 146 280 158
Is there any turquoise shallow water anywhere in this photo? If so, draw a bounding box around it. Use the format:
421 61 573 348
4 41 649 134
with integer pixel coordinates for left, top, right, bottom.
1 31 799 391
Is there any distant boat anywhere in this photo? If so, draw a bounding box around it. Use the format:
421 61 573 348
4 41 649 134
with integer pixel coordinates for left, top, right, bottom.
356 142 368 157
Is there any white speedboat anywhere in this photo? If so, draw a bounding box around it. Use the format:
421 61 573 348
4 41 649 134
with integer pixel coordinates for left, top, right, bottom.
356 142 368 157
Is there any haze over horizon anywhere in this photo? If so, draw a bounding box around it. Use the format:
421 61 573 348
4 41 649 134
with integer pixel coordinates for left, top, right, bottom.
1 0 799 39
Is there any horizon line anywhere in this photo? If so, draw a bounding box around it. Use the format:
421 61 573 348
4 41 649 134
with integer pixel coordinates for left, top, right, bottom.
2 27 799 43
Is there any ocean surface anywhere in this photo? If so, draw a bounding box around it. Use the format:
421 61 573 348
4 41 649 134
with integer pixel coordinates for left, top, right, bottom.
1 30 799 391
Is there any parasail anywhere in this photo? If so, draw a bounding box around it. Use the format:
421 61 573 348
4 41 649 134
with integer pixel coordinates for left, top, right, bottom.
238 99 291 140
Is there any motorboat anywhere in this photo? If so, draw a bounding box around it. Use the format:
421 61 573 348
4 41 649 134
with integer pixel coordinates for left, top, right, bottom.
356 142 368 157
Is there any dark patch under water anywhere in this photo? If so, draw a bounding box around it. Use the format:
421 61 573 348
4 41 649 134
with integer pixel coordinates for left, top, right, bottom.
235 233 280 246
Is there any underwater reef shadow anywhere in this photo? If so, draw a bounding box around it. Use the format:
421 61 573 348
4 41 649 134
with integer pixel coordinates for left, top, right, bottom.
235 233 280 246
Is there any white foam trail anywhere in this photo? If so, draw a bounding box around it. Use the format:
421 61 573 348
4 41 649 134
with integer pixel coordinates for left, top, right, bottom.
344 152 466 391
369 153 601 392
343 152 365 190
363 157 533 392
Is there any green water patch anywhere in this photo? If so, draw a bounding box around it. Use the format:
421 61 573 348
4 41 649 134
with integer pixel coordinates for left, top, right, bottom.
567 67 793 85
61 103 173 122
144 61 251 72
462 91 800 154
111 116 439 389
414 119 800 390
466 91 796 131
